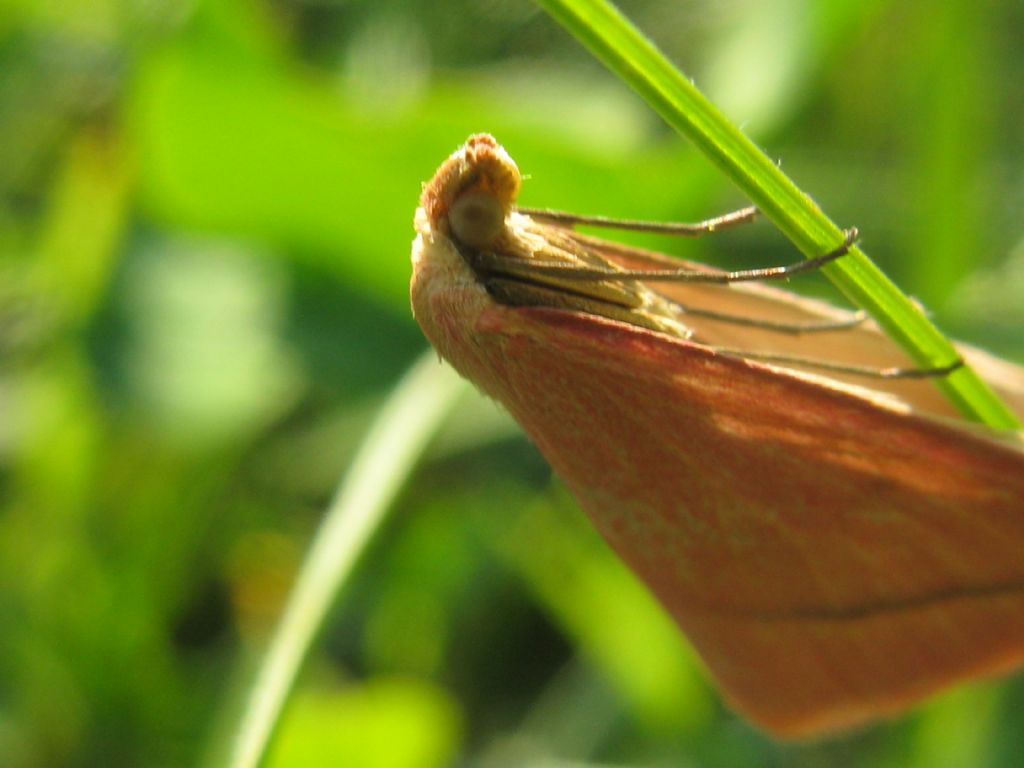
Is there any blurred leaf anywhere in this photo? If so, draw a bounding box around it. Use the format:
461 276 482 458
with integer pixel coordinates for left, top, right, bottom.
121 237 301 448
702 0 886 133
34 127 131 324
900 2 997 303
266 679 460 768
912 685 1002 768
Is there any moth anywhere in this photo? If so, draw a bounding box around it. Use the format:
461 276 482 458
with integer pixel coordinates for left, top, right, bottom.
410 134 1024 736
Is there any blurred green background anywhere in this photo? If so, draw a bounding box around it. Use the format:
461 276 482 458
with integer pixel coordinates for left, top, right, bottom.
2 0 1023 766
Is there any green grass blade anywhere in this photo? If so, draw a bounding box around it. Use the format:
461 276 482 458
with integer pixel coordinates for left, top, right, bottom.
534 0 1020 429
225 352 468 768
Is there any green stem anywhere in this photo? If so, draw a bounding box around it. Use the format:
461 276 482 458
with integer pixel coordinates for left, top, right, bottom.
223 353 468 768
534 0 1020 429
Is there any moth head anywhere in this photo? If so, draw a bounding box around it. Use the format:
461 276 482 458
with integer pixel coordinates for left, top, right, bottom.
448 189 506 249
420 133 521 250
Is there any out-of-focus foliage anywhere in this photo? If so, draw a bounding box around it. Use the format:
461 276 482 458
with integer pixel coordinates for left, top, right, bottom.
1 0 1022 766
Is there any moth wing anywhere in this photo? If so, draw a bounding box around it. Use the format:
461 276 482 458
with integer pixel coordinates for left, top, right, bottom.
412 208 1024 736
477 307 1024 735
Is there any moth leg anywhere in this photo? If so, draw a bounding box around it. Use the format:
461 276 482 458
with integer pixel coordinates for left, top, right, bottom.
516 228 860 284
673 305 869 334
516 205 758 236
711 347 965 380
723 227 860 283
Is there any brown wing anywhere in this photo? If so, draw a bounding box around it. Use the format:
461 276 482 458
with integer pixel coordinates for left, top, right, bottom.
412 222 1024 735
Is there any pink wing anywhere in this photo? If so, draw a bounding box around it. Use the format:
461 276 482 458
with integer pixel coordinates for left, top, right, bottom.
412 230 1024 735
